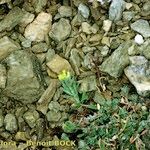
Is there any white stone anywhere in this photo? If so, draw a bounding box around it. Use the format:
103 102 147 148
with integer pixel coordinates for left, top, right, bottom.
0 64 6 88
125 2 133 10
81 22 92 34
24 12 52 42
78 3 90 19
102 19 112 32
124 56 150 97
134 34 144 45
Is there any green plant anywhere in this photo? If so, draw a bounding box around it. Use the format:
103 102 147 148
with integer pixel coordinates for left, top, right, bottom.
62 121 78 133
77 99 149 149
58 70 88 106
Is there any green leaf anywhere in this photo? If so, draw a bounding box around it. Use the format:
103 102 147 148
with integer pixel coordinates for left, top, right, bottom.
80 92 88 103
86 104 97 110
62 121 78 133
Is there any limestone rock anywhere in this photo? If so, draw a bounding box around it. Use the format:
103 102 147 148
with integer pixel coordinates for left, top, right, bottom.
123 11 135 21
69 48 81 75
3 50 44 104
131 19 150 38
58 6 72 17
0 64 6 88
81 22 92 34
102 19 112 32
0 0 10 4
0 7 24 32
134 34 144 45
23 110 39 128
19 10 35 27
46 110 61 122
142 1 150 16
124 56 150 97
49 18 71 42
125 2 133 10
33 0 47 13
24 12 52 42
37 80 58 115
0 36 20 61
140 40 150 60
46 54 73 75
4 113 18 133
78 3 90 19
99 41 132 78
31 42 48 53
79 75 97 92
0 111 4 127
109 0 125 21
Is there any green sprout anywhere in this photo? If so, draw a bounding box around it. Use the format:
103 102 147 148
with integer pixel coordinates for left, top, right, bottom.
58 70 88 106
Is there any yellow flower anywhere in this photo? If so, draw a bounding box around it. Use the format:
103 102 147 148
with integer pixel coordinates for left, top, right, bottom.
58 70 70 80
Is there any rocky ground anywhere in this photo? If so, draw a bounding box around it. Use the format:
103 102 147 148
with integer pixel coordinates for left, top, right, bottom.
0 0 150 150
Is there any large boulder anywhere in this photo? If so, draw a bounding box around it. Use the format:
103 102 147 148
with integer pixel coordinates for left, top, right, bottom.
0 7 24 32
124 56 150 97
99 41 132 78
3 50 44 104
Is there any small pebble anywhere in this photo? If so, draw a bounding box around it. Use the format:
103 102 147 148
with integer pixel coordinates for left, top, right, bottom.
78 3 90 19
125 2 133 10
134 34 144 45
102 19 112 32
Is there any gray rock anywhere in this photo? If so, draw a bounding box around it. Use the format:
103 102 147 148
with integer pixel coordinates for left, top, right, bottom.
93 91 106 104
0 36 20 61
48 101 64 112
21 39 32 48
0 0 11 4
0 7 24 32
0 64 6 88
19 10 35 27
4 113 18 132
0 111 4 127
140 40 150 59
3 50 44 104
131 19 150 38
78 3 90 19
100 46 110 57
37 80 58 115
123 11 135 21
82 53 94 69
23 110 39 128
46 54 73 75
49 18 71 42
142 1 150 15
79 75 97 92
46 48 55 63
100 41 132 78
124 56 150 97
69 48 81 75
132 0 141 4
46 110 61 122
58 6 72 17
31 42 48 53
33 0 47 13
82 46 96 53
81 22 92 34
109 0 125 21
